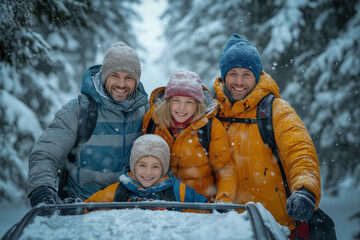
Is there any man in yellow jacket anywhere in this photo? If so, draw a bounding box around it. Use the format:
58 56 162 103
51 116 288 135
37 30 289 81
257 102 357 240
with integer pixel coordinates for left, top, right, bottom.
213 34 321 233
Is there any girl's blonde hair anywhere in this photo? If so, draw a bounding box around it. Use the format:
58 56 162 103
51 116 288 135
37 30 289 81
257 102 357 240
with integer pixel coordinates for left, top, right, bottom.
154 97 207 128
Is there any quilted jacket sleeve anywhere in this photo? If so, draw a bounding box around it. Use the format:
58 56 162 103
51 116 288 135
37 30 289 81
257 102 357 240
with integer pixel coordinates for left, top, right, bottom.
27 99 79 196
273 98 321 208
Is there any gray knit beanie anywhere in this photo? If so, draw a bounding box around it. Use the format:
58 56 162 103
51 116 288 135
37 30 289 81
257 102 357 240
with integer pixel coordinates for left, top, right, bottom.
130 134 170 177
101 42 141 85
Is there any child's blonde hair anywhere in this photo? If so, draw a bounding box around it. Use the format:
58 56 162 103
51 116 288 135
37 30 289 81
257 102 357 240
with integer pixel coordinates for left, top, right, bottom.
154 97 207 128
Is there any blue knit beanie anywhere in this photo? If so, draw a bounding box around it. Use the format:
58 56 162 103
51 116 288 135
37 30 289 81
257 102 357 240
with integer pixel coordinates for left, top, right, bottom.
219 34 262 82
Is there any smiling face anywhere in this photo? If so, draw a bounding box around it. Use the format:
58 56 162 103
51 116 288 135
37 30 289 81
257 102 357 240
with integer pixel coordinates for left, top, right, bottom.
104 71 136 102
134 156 163 188
225 68 257 101
170 96 197 123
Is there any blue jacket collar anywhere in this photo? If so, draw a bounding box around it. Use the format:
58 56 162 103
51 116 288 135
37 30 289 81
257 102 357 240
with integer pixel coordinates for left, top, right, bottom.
81 65 149 112
119 165 175 197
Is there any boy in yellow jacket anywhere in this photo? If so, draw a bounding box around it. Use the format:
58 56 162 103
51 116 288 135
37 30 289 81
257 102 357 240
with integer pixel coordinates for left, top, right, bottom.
85 134 208 206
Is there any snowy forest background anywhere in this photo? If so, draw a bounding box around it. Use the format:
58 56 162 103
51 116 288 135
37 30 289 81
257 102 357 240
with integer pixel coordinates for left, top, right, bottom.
0 0 359 237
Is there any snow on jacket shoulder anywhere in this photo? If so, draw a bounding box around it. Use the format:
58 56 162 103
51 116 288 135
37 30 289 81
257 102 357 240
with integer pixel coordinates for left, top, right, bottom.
142 86 236 203
213 71 321 230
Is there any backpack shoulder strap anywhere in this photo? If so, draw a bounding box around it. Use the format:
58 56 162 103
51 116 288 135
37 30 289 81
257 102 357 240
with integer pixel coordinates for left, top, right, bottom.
161 186 176 201
197 118 212 154
257 93 276 151
146 117 157 134
179 182 186 202
114 182 132 202
257 93 291 198
216 116 257 124
172 181 186 202
77 94 98 145
59 94 98 199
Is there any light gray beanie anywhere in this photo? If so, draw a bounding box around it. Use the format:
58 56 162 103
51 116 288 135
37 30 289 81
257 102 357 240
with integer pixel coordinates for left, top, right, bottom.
101 42 141 85
130 134 170 177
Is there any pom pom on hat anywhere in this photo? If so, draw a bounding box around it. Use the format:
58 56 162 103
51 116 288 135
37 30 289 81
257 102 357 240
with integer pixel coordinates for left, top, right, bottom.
219 34 262 82
164 70 203 102
130 134 170 177
101 42 141 85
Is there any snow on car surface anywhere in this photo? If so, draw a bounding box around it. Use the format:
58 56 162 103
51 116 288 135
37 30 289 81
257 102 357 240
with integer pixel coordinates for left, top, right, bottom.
18 203 289 240
20 209 252 240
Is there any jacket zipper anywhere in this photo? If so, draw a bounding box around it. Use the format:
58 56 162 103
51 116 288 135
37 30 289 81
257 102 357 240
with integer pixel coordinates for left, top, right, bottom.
122 113 127 161
76 146 81 184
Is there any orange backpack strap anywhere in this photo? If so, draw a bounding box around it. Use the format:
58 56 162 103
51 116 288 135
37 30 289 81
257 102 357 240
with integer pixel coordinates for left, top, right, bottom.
179 183 186 202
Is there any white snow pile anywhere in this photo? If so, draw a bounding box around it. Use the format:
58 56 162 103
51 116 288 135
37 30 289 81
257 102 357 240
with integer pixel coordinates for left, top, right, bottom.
19 203 289 240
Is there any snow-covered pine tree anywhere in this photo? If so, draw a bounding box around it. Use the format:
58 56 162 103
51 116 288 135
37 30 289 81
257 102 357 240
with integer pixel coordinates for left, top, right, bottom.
0 0 141 203
283 1 360 194
160 0 301 90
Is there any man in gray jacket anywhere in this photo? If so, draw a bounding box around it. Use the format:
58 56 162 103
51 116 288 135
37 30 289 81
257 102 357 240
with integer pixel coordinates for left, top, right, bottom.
28 42 149 206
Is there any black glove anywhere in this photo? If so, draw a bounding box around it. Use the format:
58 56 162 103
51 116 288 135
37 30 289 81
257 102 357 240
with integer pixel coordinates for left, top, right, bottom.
29 186 62 207
286 187 316 221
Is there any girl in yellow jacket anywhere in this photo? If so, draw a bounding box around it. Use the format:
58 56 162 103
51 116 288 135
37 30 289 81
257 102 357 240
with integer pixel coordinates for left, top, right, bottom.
142 70 236 203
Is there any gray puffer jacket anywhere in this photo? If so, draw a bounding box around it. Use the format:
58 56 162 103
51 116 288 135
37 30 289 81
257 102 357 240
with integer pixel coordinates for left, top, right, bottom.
28 65 149 200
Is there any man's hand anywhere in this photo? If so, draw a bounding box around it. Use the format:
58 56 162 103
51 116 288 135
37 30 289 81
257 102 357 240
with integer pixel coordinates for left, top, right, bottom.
286 187 316 221
29 186 62 207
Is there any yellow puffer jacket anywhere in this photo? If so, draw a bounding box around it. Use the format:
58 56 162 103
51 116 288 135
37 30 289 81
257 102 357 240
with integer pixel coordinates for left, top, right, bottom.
142 86 237 202
213 72 321 229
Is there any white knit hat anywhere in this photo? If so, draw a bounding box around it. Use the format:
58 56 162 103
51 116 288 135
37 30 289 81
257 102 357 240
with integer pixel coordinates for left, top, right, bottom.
101 42 141 85
130 134 170 176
